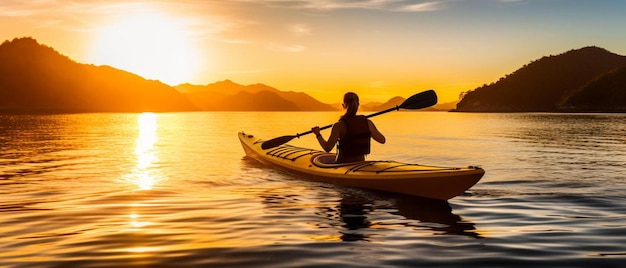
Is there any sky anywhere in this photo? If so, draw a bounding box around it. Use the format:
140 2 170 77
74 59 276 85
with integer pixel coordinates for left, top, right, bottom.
1 0 626 103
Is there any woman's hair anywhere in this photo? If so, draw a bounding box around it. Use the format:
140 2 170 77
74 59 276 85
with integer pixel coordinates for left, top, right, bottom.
342 92 359 118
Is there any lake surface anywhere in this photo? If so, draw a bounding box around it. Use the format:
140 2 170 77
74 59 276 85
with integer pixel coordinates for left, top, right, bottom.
1 112 625 267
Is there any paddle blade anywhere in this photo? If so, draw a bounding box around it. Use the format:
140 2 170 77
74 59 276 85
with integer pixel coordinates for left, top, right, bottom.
261 135 296 150
400 90 438 110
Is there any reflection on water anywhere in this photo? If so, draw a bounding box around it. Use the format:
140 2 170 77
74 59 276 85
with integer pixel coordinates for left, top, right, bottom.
118 113 162 256
255 175 482 243
122 113 160 190
334 192 481 241
392 194 482 238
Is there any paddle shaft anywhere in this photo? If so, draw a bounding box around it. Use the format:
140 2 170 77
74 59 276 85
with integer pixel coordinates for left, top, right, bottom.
293 105 400 138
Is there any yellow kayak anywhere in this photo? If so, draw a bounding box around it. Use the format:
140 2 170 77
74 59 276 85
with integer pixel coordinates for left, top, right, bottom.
239 132 485 200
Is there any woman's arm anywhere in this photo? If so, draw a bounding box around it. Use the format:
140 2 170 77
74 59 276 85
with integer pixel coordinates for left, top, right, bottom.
368 120 386 144
312 122 342 152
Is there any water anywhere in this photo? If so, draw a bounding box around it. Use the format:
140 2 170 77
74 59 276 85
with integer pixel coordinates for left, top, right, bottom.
1 112 625 267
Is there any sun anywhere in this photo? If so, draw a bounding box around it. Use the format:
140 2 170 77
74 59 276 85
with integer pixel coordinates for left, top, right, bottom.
90 12 199 85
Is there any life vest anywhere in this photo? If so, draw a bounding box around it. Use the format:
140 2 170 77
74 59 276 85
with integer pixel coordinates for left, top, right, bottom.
338 115 371 156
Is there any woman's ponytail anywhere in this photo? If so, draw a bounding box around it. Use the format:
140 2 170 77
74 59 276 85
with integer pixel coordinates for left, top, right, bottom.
341 92 359 118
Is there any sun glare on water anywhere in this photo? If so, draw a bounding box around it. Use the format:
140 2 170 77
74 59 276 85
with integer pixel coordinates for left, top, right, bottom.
90 11 199 85
121 112 161 190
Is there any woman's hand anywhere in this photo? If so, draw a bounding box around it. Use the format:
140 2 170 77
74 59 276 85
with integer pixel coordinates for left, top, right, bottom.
311 126 321 136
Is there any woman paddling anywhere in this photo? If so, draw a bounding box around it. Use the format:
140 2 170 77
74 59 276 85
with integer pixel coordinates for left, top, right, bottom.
312 92 386 163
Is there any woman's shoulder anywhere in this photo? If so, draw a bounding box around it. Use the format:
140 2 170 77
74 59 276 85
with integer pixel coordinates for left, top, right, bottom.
332 120 347 132
334 120 346 127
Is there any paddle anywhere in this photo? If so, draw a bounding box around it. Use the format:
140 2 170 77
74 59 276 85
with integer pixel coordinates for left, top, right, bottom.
261 89 438 150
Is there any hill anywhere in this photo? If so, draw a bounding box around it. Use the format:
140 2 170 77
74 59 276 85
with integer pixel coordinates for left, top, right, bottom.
0 37 443 113
454 46 626 112
0 37 198 113
558 65 626 112
175 81 337 111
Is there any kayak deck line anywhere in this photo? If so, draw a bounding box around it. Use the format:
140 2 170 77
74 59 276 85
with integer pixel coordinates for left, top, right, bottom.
312 154 466 174
239 131 485 200
367 163 463 173
253 138 319 161
267 145 320 161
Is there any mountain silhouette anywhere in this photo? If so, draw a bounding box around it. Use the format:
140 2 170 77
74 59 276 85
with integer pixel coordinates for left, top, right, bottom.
175 81 337 111
361 96 404 111
0 37 198 113
361 95 453 111
0 37 454 113
454 46 626 112
427 100 457 111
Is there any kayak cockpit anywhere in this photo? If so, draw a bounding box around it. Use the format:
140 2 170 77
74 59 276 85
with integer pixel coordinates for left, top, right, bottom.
311 153 376 168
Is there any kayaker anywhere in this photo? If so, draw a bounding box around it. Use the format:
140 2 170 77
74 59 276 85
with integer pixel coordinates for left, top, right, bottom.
312 92 386 163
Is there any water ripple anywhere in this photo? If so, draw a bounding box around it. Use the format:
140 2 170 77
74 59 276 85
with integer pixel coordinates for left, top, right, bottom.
1 112 626 267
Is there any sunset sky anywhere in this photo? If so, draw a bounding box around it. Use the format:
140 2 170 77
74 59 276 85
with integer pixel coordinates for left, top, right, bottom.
1 0 625 103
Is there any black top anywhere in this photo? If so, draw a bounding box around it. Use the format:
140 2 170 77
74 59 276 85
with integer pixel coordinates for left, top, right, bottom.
338 115 371 157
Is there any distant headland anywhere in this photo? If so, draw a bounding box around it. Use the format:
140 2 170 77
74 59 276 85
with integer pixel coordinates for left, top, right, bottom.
454 46 626 112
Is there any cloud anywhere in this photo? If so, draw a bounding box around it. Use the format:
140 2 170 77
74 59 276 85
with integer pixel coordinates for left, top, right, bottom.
289 24 311 36
0 1 133 17
0 0 446 17
395 1 442 12
297 0 396 10
269 43 306 52
246 0 445 12
218 39 251 44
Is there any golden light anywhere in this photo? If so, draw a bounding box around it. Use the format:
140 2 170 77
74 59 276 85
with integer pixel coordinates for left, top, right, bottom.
125 247 159 253
128 212 151 229
136 113 158 168
90 11 199 85
136 113 159 190
122 112 161 190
